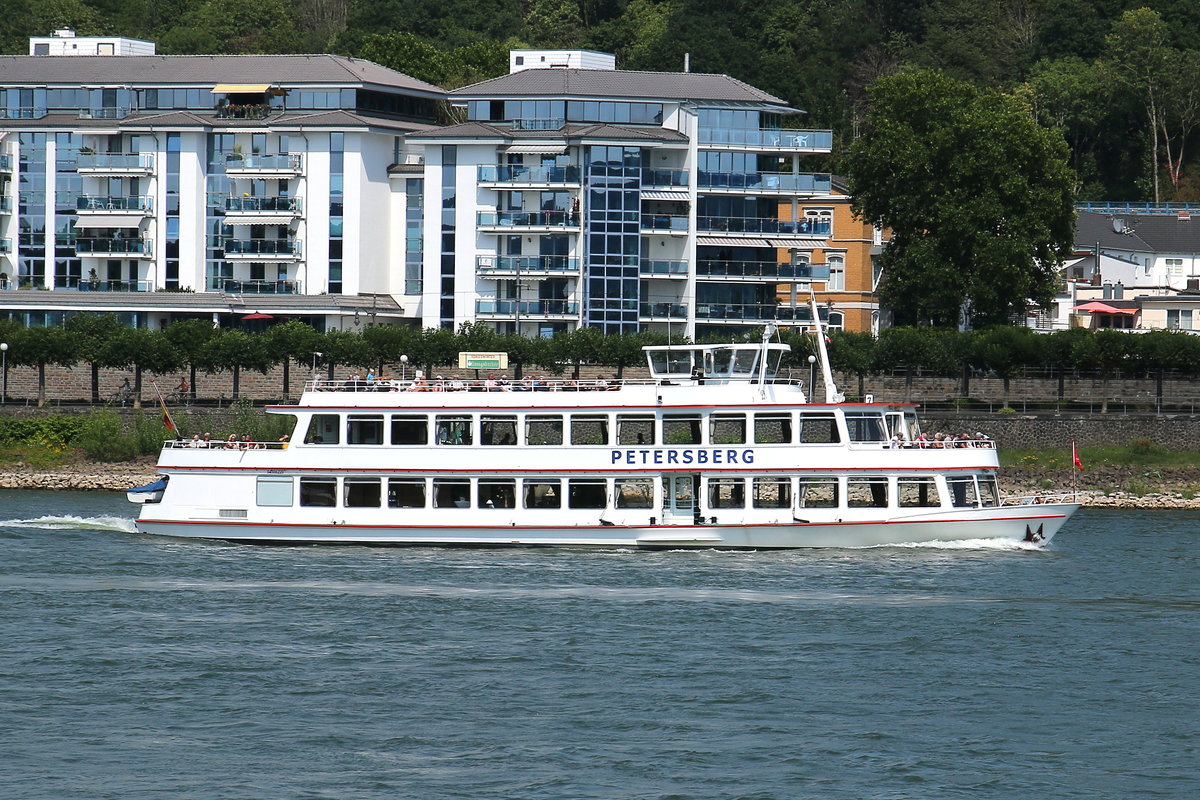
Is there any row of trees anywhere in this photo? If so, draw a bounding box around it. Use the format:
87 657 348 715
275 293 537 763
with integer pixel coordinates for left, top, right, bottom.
4 317 1200 408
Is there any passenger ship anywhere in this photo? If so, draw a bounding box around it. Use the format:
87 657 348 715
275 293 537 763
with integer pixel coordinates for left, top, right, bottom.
130 331 1078 548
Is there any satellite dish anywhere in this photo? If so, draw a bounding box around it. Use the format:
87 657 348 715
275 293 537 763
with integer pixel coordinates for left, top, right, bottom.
1112 218 1124 234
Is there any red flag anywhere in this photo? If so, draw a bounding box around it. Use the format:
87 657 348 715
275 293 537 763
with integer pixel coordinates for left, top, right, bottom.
159 396 178 435
1072 441 1083 471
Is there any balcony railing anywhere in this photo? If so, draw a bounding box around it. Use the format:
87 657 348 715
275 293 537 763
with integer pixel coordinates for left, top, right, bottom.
512 118 565 130
699 128 833 150
216 104 273 120
478 165 581 184
698 171 832 193
59 277 155 292
641 169 689 188
0 238 10 253
77 195 153 212
224 196 302 213
224 154 302 172
694 303 818 322
207 278 300 294
77 107 132 120
698 261 830 280
224 239 302 256
640 260 688 277
0 154 10 171
641 214 689 231
476 299 579 316
0 197 11 213
697 217 832 235
477 211 578 228
3 107 47 120
477 255 579 274
76 152 154 171
1075 201 1200 215
75 238 153 256
639 302 689 319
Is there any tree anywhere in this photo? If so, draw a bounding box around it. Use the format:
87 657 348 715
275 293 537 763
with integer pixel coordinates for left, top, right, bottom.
10 326 77 407
827 330 874 400
265 321 322 397
101 328 181 407
64 313 122 403
205 329 269 400
162 319 218 401
846 69 1076 327
973 326 1039 409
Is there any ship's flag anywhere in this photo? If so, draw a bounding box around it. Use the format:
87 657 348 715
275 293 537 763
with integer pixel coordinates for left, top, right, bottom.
159 396 178 435
1072 440 1083 472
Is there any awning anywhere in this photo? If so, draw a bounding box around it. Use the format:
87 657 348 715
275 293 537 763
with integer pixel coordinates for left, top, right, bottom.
769 237 827 248
1074 301 1137 315
504 144 568 154
641 190 690 201
73 215 144 229
225 216 291 226
211 84 271 93
697 236 773 247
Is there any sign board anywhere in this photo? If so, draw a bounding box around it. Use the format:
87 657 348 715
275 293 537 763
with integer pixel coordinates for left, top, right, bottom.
458 351 509 370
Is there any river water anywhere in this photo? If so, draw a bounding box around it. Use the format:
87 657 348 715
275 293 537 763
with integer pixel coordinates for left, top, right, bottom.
1 489 1196 799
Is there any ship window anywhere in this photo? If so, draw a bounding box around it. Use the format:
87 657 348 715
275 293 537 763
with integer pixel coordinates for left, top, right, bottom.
526 415 563 445
732 349 758 374
391 415 428 445
481 415 518 446
568 479 607 509
663 414 701 445
436 415 473 446
387 478 426 508
256 476 293 507
570 415 609 445
524 479 561 508
710 414 746 445
615 478 654 508
304 414 339 444
947 477 979 508
708 478 745 509
754 413 792 444
798 477 838 508
898 477 939 508
344 478 381 507
299 477 337 507
347 415 385 445
978 476 999 507
433 478 472 508
617 415 654 445
478 479 516 508
799 413 840 443
845 413 886 442
847 477 889 508
752 477 790 508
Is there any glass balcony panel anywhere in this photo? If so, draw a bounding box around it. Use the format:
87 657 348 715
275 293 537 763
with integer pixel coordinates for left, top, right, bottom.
76 153 154 170
638 302 688 319
205 278 300 294
698 171 832 193
697 128 833 150
223 196 302 212
640 169 689 188
477 165 580 184
639 260 688 276
74 238 152 255
224 239 301 255
477 211 576 228
697 217 831 235
641 214 689 231
77 195 153 212
477 256 579 273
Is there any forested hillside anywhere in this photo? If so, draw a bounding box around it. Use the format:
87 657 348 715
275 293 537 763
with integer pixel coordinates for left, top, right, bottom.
3 0 1199 201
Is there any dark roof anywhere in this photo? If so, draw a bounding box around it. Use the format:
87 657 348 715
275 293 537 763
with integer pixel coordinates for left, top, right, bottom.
1076 211 1200 254
0 290 403 316
0 54 445 97
0 108 435 133
407 121 688 143
450 68 787 106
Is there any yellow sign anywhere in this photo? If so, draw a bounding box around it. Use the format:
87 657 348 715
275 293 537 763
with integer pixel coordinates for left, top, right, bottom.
458 351 509 370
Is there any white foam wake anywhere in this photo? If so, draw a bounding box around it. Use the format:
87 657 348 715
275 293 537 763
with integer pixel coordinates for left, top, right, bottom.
874 537 1044 551
0 515 138 533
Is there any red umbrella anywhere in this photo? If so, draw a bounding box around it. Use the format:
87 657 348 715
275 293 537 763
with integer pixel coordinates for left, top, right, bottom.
1073 301 1135 315
241 312 274 320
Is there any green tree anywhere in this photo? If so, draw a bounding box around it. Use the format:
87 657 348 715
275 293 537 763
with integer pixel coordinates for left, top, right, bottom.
64 313 122 403
265 321 322 397
846 69 1076 327
162 319 218 401
973 326 1039 409
205 329 268 400
10 326 77 407
827 330 874 400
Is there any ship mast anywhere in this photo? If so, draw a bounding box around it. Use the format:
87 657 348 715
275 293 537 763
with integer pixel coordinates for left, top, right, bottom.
809 291 844 403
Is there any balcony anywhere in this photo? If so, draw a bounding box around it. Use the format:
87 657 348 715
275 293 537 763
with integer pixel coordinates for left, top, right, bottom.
639 302 689 319
476 299 579 317
477 210 579 230
512 118 565 130
223 154 302 176
216 104 273 120
207 278 301 294
639 260 689 278
0 154 10 172
477 255 579 276
223 196 302 214
76 152 154 174
697 217 831 236
698 261 830 281
478 165 580 185
3 107 47 120
699 128 833 151
77 195 153 213
641 169 689 188
640 214 689 233
694 303 818 322
77 107 132 120
75 237 153 257
63 278 155 292
0 238 10 254
223 239 302 260
698 171 832 194
0 197 11 213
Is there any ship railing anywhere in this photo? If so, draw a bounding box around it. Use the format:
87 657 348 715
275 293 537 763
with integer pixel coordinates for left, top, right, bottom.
162 439 289 450
1001 491 1079 506
303 376 808 392
874 437 996 449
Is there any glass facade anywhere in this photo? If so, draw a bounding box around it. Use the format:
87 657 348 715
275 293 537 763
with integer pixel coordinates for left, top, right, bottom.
54 132 82 289
17 132 46 287
467 100 663 128
584 146 642 334
440 146 457 328
165 133 181 289
405 178 423 294
328 132 344 294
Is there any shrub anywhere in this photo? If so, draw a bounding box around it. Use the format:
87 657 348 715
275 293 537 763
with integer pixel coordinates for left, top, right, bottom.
76 410 139 461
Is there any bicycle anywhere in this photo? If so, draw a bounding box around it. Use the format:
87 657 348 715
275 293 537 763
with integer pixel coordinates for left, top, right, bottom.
106 388 133 407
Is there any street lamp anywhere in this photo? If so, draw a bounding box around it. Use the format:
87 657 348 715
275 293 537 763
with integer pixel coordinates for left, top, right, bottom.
399 354 409 382
311 351 323 378
0 342 7 405
807 354 817 398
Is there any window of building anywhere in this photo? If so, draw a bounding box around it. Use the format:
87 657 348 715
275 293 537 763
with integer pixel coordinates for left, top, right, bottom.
387 478 426 508
615 478 654 508
897 477 939 508
346 415 384 445
708 478 745 509
1165 257 1185 275
847 477 889 508
299 477 337 507
570 415 609 445
524 479 561 508
433 478 471 508
525 415 563 445
754 413 793 444
617 415 654 445
798 413 840 443
478 479 516 508
305 414 339 444
436 415 473 445
391 415 428 445
568 479 607 509
826 255 845 291
256 476 293 507
1167 309 1193 330
798 477 838 508
344 478 381 507
827 311 844 331
752 477 791 509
